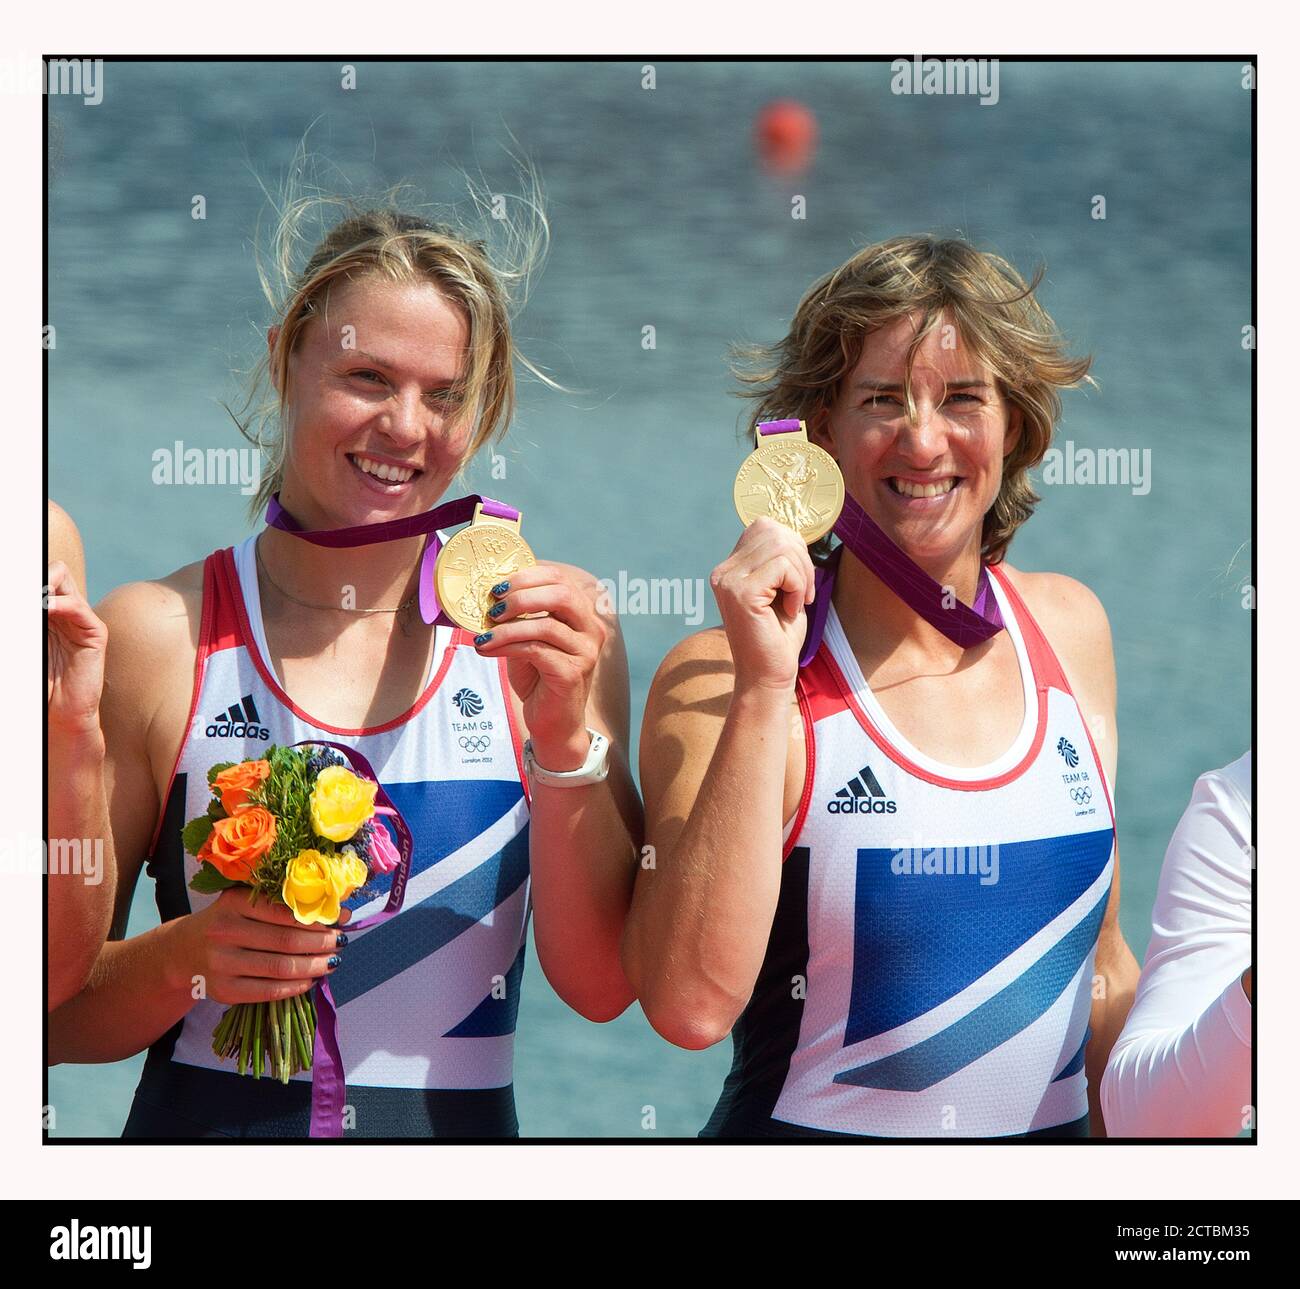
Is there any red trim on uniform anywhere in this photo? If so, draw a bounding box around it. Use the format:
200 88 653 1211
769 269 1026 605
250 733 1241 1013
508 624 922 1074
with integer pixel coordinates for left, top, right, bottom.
988 564 1117 833
986 563 1070 693
206 550 244 656
1078 710 1118 835
782 679 816 861
827 644 1049 792
816 571 1054 791
798 645 852 723
144 552 219 859
218 546 458 737
498 654 531 809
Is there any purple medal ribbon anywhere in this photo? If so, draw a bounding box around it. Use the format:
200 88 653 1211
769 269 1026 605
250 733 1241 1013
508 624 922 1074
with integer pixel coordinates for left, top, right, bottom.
265 492 521 628
291 739 415 1139
262 492 518 1135
752 420 1006 668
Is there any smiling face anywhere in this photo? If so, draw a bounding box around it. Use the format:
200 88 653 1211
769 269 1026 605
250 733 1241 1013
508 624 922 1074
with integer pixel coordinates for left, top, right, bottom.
273 273 473 528
811 310 1022 568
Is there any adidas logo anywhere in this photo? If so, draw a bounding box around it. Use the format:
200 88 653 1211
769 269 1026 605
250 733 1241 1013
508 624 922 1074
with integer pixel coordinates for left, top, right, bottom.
205 693 270 741
827 764 897 814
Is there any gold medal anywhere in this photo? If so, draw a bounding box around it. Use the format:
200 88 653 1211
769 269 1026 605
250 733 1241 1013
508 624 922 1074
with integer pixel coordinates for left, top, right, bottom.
733 419 844 544
433 503 537 632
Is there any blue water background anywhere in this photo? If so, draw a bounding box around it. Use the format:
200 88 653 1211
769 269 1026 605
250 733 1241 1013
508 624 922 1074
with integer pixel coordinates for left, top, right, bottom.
48 60 1251 1136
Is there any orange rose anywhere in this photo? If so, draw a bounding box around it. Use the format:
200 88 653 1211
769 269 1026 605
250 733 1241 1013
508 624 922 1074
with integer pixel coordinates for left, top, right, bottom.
197 806 277 884
213 759 271 814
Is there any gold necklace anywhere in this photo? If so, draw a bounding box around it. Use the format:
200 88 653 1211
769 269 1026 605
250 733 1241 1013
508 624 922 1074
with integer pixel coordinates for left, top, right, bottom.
255 538 418 615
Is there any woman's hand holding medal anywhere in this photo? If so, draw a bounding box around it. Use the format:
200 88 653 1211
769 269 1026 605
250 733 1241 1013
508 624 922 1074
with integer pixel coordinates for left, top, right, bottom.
710 517 818 694
718 418 838 693
474 563 610 769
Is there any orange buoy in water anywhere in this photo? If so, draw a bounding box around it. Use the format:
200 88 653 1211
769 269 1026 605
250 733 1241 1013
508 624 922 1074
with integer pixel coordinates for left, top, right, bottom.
755 99 818 174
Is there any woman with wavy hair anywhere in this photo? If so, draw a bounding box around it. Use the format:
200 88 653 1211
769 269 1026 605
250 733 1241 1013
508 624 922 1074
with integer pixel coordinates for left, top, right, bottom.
49 191 642 1138
625 235 1140 1138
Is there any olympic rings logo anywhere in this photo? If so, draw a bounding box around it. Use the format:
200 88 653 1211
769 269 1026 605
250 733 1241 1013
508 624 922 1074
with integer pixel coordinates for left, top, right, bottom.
459 735 491 754
1070 786 1092 805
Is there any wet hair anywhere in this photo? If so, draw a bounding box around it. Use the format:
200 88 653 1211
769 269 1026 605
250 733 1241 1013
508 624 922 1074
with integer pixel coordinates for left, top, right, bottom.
733 234 1094 565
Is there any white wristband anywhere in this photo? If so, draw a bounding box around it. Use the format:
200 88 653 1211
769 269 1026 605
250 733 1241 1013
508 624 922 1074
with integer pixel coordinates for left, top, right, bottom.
523 728 610 787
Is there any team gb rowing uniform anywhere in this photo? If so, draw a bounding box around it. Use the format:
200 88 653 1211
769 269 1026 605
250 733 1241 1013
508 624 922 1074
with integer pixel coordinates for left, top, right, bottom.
703 563 1115 1138
122 535 532 1139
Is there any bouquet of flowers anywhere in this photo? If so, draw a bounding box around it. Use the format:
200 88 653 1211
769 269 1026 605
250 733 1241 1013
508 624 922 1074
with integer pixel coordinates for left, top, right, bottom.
181 743 403 1083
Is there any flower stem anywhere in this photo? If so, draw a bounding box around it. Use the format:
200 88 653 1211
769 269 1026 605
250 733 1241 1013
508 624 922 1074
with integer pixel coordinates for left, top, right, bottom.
269 997 284 1083
284 998 296 1081
292 992 315 1071
212 1005 235 1056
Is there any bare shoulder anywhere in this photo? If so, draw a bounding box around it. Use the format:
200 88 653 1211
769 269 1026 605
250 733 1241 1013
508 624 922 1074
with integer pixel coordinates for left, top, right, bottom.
999 563 1115 702
96 559 204 652
47 498 82 555
648 626 738 713
645 626 802 731
96 559 206 737
640 629 735 794
47 499 87 590
1001 564 1110 636
641 628 805 827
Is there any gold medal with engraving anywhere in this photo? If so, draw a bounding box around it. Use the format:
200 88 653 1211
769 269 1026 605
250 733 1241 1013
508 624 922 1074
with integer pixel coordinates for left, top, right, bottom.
733 419 844 544
433 503 537 632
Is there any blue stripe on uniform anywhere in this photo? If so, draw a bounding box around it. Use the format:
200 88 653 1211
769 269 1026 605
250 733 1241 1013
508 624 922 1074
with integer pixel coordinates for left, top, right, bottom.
845 828 1114 1045
369 778 525 884
330 825 530 1006
444 940 528 1037
833 889 1109 1091
1051 1029 1089 1083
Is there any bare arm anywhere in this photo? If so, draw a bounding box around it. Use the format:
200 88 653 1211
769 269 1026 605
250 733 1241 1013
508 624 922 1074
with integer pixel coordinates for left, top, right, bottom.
46 501 116 1011
49 577 198 1059
475 562 642 1022
1087 852 1139 1137
49 576 343 1064
623 637 796 1048
1016 570 1140 1137
621 519 816 1049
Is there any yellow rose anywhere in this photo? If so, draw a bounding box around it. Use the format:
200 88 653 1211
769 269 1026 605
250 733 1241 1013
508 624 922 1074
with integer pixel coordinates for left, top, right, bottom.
282 848 369 926
335 848 368 899
309 765 378 842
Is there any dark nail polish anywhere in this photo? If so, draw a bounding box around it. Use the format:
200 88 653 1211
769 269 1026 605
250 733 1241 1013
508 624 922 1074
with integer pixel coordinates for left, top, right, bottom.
474 631 493 646
327 955 342 970
490 581 510 596
335 933 349 948
488 599 507 618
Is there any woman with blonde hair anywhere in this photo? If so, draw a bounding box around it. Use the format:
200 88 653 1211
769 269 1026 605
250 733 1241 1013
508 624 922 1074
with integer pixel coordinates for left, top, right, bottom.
50 194 642 1137
625 235 1140 1138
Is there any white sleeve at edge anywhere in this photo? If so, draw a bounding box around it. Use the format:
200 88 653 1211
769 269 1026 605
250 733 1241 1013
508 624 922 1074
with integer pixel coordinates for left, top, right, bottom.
1100 753 1252 1138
